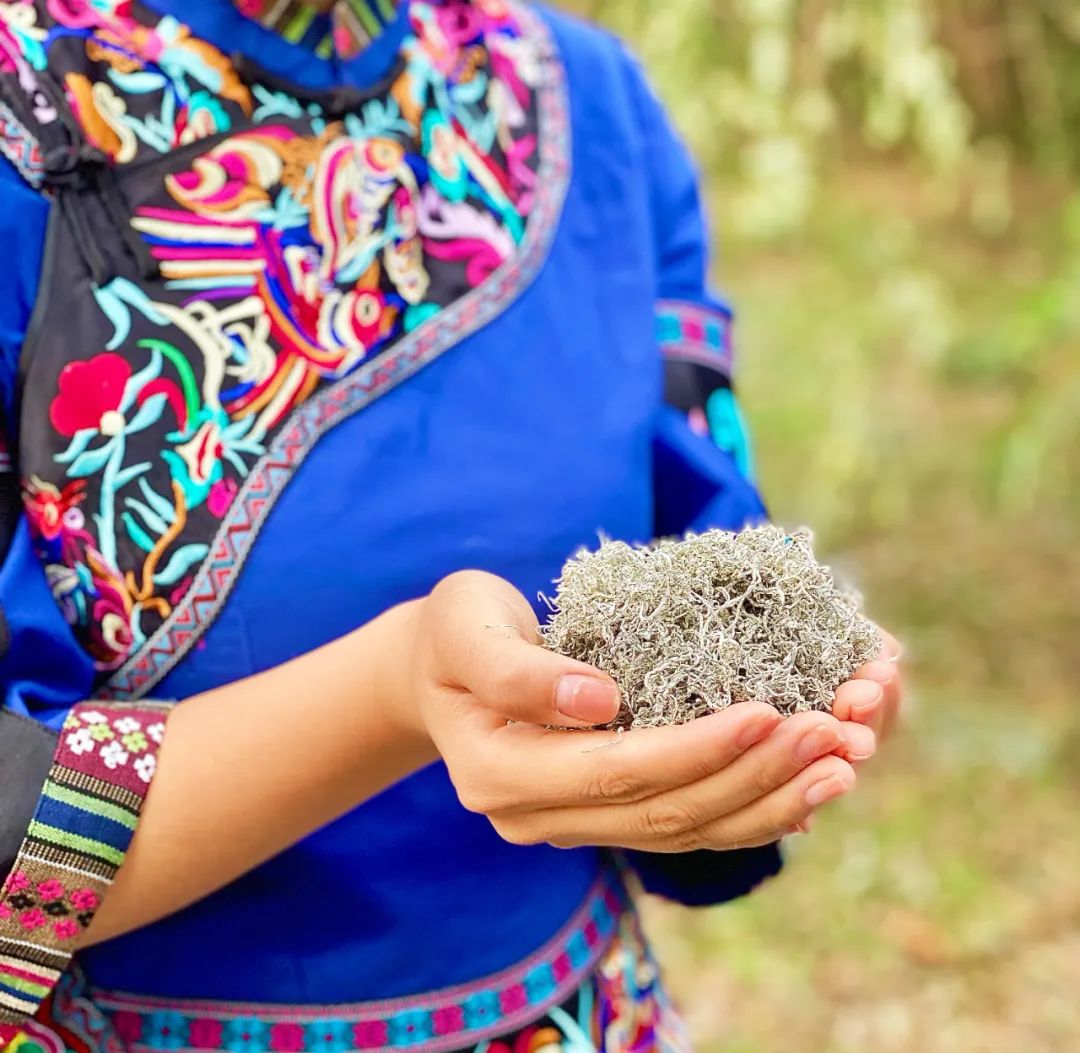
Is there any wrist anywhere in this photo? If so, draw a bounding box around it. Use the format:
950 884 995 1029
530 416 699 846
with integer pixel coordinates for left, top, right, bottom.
367 598 434 758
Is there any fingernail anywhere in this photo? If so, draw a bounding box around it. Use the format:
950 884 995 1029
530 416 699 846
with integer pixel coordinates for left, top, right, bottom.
736 712 781 750
851 693 883 722
786 815 816 836
804 774 851 808
555 675 619 724
794 724 841 765
842 723 877 761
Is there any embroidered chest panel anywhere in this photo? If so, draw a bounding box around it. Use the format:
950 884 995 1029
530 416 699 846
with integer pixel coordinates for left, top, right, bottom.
0 0 568 697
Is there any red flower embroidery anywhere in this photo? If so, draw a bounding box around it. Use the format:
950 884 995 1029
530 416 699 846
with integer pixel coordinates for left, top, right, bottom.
50 353 132 437
23 477 87 541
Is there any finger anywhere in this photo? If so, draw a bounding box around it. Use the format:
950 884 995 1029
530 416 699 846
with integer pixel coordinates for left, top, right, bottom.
848 659 903 738
431 571 621 728
640 755 856 853
481 702 785 814
677 754 857 852
643 711 865 824
786 813 816 836
510 710 859 842
878 629 903 662
831 676 885 727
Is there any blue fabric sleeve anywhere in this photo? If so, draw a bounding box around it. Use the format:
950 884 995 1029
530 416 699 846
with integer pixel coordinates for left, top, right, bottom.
618 52 783 905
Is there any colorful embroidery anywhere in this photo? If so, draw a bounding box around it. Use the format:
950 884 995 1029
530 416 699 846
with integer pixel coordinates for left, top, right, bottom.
0 703 171 1043
241 0 408 61
1 0 569 698
657 299 754 481
1 872 690 1053
73 872 622 1052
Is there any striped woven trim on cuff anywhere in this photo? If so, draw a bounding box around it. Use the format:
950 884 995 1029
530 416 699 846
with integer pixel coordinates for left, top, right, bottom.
0 701 171 1041
655 298 734 380
657 298 755 480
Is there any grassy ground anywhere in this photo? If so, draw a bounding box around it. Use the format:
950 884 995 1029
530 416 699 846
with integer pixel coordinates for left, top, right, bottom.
640 164 1080 1052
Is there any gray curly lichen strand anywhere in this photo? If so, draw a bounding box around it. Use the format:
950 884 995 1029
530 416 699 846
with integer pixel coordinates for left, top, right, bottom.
542 526 881 728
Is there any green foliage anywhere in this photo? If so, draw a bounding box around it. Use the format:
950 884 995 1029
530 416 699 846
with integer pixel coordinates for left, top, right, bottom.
552 3 1080 1050
563 0 1080 239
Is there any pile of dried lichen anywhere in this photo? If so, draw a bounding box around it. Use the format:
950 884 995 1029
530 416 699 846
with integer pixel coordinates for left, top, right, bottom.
543 526 880 728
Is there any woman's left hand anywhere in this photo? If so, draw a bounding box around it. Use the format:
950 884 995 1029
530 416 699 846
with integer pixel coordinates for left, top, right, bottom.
830 629 904 744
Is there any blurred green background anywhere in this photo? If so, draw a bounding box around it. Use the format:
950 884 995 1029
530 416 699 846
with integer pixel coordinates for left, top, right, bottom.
559 2 1080 1050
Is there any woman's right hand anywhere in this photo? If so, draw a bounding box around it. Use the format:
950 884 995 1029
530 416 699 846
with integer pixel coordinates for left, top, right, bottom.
396 570 877 853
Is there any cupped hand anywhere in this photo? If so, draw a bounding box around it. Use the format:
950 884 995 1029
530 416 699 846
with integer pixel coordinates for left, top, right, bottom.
399 570 876 853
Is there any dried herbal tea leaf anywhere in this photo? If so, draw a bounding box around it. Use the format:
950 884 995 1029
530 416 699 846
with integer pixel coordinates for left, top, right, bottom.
542 526 881 728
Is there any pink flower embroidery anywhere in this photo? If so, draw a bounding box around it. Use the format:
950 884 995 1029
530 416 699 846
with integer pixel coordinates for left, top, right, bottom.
0 903 12 921
431 1006 465 1035
113 1012 144 1043
268 1023 305 1052
18 908 47 931
188 1018 224 1049
499 983 528 1014
53 918 80 941
207 477 238 518
36 879 66 901
5 872 31 895
70 888 100 912
352 1021 389 1049
551 952 572 982
49 353 132 437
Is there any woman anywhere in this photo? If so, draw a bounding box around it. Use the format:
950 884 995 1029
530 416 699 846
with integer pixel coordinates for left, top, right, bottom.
0 0 902 1049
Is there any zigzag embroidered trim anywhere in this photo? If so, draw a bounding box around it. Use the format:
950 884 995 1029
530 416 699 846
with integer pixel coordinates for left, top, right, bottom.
76 872 624 1052
0 702 171 1041
0 101 43 186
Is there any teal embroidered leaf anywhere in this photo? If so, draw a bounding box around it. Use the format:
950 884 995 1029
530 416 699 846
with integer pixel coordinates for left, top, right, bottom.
153 544 209 587
111 461 152 492
121 511 156 554
138 478 177 526
55 429 97 465
108 71 167 95
94 285 133 351
123 496 168 537
67 442 116 479
123 349 163 412
124 393 167 436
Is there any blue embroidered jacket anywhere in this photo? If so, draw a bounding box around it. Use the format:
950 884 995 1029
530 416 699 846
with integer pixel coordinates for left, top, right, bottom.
0 0 780 1036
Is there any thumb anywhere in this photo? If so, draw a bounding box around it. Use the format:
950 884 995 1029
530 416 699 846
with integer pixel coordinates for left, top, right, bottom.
472 631 621 728
431 571 621 728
